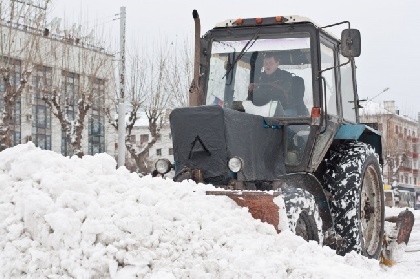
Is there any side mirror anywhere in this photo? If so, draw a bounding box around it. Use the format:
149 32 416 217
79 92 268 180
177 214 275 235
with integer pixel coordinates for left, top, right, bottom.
341 29 361 57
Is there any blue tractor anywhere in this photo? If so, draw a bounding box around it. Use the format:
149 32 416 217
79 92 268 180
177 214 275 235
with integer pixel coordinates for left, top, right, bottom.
154 12 413 261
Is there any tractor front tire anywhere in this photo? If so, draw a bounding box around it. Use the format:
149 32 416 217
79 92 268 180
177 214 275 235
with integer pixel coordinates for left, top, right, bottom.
324 142 384 259
283 187 323 243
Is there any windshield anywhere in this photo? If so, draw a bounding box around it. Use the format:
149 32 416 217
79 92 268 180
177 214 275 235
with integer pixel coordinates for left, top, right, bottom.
206 33 313 118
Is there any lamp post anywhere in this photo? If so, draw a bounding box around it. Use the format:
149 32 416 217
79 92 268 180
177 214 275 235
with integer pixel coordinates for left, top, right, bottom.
369 87 389 101
117 6 126 168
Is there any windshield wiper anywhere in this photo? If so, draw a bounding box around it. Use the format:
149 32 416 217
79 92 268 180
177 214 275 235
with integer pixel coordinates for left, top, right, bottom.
223 30 260 79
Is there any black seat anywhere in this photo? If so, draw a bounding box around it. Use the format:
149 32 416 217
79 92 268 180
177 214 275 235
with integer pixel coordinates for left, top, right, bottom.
290 75 309 115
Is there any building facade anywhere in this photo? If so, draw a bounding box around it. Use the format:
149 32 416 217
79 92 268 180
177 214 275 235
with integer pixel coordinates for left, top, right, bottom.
360 100 419 186
0 20 116 157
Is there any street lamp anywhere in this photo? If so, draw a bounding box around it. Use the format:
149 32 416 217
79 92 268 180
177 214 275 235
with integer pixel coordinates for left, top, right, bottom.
369 87 390 101
358 88 389 108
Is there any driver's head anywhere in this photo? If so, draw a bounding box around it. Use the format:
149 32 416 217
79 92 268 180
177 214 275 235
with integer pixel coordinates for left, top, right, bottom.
263 53 280 75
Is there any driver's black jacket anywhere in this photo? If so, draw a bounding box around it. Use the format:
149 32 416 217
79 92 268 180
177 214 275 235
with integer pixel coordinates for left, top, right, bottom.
248 68 293 106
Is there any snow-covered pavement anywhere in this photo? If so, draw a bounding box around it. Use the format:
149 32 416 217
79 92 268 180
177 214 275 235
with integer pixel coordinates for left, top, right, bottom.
0 143 418 278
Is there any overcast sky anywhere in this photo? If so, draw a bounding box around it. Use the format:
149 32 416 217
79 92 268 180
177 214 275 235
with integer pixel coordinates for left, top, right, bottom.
49 0 420 119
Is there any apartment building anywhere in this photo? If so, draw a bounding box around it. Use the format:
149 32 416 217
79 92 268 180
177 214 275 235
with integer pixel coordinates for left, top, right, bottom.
360 100 419 186
0 18 116 157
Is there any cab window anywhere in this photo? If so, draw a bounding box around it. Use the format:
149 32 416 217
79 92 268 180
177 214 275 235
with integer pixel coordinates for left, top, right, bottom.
207 34 313 118
320 43 337 116
339 54 356 122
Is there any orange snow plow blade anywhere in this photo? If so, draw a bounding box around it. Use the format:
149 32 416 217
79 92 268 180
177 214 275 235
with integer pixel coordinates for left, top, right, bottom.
207 191 281 233
380 210 415 266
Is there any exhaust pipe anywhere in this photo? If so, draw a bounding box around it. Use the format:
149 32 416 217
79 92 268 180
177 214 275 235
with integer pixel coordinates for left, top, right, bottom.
189 10 203 107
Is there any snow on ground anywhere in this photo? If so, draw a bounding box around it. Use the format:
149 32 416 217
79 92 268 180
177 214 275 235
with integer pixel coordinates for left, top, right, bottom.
0 143 418 278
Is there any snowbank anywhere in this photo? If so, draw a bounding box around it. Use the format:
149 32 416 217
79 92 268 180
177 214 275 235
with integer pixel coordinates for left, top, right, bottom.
0 143 413 278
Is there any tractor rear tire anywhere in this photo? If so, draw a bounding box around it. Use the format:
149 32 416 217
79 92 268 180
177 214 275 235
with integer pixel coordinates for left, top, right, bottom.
283 187 322 243
324 142 384 259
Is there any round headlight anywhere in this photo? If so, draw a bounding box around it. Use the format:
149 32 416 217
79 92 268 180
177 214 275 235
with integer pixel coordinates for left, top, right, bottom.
228 157 244 173
155 159 172 174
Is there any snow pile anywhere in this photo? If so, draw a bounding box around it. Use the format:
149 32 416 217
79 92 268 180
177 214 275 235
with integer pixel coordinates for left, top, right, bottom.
0 143 412 278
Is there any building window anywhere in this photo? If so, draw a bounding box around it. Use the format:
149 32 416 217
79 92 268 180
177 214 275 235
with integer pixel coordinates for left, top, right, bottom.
0 58 22 146
88 79 105 155
32 66 52 150
395 125 398 133
140 134 149 144
61 131 73 156
62 71 79 120
88 118 105 155
169 148 173 155
156 148 162 156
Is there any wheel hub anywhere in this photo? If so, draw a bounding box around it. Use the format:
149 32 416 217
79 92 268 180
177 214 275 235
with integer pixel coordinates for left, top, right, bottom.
363 199 375 220
361 164 383 257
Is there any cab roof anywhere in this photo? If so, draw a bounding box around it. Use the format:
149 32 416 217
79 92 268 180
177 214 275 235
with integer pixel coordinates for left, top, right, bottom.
214 15 339 41
215 15 319 28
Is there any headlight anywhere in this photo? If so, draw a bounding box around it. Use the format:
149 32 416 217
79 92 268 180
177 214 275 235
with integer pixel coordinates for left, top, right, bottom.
155 159 172 174
228 157 244 173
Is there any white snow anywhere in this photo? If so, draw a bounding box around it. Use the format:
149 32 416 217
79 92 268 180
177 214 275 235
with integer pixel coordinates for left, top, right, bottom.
0 142 419 278
360 100 417 122
359 100 392 116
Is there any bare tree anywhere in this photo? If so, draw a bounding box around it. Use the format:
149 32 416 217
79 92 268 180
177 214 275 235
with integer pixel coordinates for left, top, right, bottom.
105 52 148 171
107 40 192 173
126 46 172 173
166 39 193 108
38 22 114 157
0 0 49 151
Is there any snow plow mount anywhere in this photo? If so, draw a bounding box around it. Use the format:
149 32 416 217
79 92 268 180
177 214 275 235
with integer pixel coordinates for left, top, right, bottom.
385 210 415 245
380 209 415 266
206 191 282 233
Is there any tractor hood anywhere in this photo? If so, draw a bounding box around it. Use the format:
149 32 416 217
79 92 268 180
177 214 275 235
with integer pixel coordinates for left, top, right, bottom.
170 105 286 184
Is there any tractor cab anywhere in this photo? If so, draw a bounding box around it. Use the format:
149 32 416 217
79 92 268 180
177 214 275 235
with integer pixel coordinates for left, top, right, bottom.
194 15 366 173
155 15 370 183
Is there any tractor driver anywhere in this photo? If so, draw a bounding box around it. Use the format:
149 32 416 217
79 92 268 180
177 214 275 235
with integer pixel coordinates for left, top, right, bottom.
247 52 307 116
